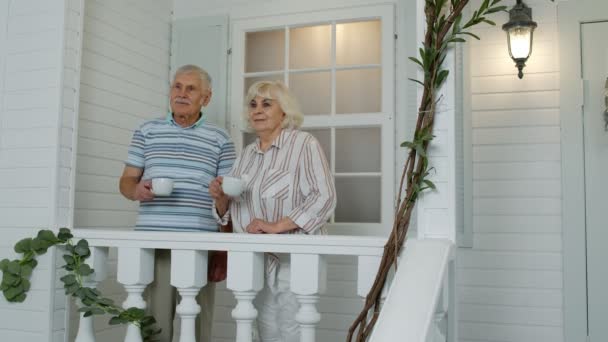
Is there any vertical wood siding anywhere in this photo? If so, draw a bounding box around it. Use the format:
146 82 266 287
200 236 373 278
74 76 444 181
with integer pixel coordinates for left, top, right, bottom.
0 0 72 341
68 0 172 339
458 1 563 341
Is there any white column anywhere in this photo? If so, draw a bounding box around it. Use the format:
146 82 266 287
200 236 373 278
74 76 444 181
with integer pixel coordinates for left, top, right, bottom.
75 247 109 342
290 254 326 342
227 251 264 342
117 248 155 342
171 249 208 342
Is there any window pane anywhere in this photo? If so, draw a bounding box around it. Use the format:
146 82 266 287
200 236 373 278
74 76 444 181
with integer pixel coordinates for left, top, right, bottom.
289 72 331 115
301 128 331 165
335 176 381 223
336 20 381 66
335 127 381 173
244 74 284 96
246 29 285 73
289 25 331 69
336 68 381 114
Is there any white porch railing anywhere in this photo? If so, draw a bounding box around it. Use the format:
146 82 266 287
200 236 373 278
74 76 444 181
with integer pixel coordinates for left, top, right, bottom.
71 229 454 342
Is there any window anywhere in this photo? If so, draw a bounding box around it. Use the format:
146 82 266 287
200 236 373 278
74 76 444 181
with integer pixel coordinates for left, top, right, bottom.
230 5 395 235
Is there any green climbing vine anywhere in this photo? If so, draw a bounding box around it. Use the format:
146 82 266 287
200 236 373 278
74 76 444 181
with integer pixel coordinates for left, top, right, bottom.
0 228 160 341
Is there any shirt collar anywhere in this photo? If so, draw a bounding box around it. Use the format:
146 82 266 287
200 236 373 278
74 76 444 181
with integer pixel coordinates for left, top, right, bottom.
253 129 291 153
166 112 205 128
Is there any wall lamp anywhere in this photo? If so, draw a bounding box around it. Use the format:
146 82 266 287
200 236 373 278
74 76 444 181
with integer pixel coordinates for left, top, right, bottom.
502 0 537 79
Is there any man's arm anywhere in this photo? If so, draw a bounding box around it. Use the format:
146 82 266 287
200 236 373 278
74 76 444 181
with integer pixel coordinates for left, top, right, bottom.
119 166 154 201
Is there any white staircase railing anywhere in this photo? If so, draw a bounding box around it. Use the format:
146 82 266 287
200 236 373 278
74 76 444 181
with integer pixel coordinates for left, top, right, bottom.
369 239 455 342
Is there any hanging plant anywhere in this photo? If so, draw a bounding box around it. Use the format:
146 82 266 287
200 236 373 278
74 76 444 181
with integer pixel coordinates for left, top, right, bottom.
348 0 553 340
0 228 161 341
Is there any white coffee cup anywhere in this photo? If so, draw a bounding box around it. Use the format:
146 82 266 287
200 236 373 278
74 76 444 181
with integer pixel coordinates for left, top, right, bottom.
222 176 245 197
152 178 174 196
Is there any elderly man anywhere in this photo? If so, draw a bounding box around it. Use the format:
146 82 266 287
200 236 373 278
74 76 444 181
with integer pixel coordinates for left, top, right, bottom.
119 64 235 341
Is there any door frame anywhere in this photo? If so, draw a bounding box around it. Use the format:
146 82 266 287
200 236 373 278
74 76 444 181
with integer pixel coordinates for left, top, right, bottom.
559 0 608 341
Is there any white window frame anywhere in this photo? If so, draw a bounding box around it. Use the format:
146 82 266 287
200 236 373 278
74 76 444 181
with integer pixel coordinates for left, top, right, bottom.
229 4 395 236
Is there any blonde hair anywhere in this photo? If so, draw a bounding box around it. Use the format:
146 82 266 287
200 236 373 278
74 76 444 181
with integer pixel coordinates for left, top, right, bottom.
243 80 304 131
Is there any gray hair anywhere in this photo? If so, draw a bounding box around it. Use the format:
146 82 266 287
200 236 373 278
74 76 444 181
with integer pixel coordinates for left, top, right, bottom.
243 80 304 131
173 64 212 90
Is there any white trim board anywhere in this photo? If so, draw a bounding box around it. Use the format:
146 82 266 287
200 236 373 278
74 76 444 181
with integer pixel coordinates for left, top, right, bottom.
558 1 608 341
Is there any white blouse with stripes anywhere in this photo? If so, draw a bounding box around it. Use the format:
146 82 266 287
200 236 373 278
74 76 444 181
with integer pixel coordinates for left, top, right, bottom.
215 129 336 236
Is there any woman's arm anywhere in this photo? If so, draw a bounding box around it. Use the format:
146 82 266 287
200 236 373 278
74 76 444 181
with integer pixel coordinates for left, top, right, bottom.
286 136 337 234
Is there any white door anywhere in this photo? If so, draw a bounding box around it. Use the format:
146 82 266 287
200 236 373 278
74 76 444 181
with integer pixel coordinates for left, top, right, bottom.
581 20 608 342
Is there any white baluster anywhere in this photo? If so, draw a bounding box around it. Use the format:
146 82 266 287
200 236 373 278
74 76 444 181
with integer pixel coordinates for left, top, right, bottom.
357 255 382 298
227 251 264 342
75 247 109 342
117 248 155 342
171 249 208 342
291 254 326 342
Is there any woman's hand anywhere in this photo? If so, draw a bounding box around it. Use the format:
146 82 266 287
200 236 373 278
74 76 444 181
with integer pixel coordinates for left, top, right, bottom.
246 219 277 234
209 176 229 215
246 217 298 234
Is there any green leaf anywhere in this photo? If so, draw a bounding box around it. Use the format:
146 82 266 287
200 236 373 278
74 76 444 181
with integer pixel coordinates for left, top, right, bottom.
408 57 424 68
459 31 481 40
482 19 496 26
422 179 437 190
7 261 20 276
31 238 51 255
12 293 26 303
109 317 129 325
65 283 80 295
91 308 105 315
449 38 466 43
4 283 24 300
77 264 94 276
58 228 73 242
486 6 507 14
14 238 32 254
480 0 490 12
20 264 33 278
125 307 146 320
37 230 57 243
400 141 416 149
97 297 114 306
21 278 31 292
75 240 90 257
0 259 9 272
435 69 450 88
60 274 77 285
63 255 75 265
408 78 425 86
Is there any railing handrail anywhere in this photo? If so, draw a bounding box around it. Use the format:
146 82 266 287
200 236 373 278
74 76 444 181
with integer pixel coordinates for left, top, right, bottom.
370 238 454 342
73 228 387 256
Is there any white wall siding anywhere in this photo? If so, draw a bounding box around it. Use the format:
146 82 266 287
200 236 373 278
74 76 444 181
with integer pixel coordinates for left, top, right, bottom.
69 0 172 339
0 0 74 341
73 0 172 230
459 1 563 341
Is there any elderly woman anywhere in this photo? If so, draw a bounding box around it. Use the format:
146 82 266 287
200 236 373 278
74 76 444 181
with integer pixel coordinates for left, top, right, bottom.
209 80 336 341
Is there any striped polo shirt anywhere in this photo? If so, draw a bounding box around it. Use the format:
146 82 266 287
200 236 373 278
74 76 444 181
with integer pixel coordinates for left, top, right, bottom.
126 113 236 232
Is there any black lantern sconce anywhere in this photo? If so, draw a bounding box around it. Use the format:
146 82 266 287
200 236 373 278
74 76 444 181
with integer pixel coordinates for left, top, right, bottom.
502 0 537 79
